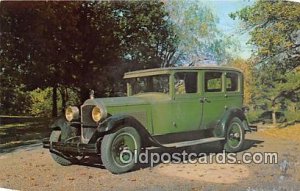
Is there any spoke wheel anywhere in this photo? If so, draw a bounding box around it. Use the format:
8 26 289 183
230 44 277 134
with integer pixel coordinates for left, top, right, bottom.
101 126 141 174
224 117 245 152
111 132 137 167
50 131 72 166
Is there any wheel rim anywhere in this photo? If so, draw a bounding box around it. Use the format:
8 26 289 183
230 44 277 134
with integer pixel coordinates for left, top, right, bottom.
228 122 242 148
111 132 137 167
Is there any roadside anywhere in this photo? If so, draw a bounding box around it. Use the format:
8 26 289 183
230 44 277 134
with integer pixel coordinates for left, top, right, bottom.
0 124 299 191
258 123 300 142
0 119 51 153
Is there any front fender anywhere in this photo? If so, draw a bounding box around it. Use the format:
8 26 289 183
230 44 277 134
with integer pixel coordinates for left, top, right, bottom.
213 107 250 137
49 116 78 141
97 114 138 133
89 114 157 147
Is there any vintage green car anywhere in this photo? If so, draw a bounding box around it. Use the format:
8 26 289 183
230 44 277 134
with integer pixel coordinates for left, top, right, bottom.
43 66 256 174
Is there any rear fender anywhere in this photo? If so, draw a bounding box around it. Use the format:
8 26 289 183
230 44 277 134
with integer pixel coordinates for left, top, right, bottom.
213 108 251 137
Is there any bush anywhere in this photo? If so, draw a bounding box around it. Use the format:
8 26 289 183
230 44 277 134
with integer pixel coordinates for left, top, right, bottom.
29 88 62 117
246 110 263 123
29 87 80 117
0 85 31 115
285 111 300 122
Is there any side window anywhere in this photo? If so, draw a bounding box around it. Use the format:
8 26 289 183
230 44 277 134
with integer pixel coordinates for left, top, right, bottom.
226 72 239 92
174 72 197 94
205 72 222 92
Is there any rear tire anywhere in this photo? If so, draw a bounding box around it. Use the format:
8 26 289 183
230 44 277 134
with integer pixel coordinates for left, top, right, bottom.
101 126 141 174
50 131 72 166
224 117 245 152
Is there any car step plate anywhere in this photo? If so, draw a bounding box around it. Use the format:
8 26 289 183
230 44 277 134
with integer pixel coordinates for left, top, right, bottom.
149 137 225 149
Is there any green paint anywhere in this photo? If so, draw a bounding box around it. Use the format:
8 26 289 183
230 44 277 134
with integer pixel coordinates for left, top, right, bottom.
83 67 244 136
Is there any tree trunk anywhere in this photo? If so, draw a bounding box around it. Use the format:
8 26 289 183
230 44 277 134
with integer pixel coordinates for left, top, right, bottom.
61 87 67 113
271 106 277 126
80 87 90 104
52 85 58 117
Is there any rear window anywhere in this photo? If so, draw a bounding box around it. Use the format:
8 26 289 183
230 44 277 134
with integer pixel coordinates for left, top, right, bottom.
226 72 239 92
205 72 222 92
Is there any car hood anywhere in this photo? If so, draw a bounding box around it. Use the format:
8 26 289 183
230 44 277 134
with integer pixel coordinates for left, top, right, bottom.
83 93 170 107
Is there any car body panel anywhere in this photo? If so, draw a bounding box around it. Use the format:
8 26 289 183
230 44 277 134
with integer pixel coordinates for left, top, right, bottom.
77 66 245 145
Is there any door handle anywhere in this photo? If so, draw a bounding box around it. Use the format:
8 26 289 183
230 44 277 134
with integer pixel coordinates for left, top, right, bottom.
200 97 209 103
204 97 210 102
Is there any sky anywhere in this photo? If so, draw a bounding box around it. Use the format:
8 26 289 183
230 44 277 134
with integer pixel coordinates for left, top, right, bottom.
208 0 255 59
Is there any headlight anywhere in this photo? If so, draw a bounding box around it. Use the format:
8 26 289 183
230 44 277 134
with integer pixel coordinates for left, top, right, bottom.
65 106 79 122
91 105 106 122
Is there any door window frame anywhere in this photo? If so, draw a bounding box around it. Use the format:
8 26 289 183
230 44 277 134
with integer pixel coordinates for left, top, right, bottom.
202 70 225 96
172 71 202 99
224 71 241 93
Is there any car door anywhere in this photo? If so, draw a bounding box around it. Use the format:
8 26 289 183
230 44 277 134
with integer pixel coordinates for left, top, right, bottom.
201 70 227 129
171 71 203 133
225 71 243 108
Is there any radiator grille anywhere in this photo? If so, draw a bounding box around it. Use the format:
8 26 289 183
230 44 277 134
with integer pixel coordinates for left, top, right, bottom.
81 105 97 126
82 127 96 142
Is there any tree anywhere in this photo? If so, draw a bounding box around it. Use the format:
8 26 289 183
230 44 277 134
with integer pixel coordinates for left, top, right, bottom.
164 0 233 66
228 58 255 106
252 64 300 124
231 0 300 125
230 0 300 71
0 2 82 116
0 1 176 116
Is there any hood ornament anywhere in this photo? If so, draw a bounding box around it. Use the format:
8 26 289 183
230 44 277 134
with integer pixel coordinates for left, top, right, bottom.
89 89 95 99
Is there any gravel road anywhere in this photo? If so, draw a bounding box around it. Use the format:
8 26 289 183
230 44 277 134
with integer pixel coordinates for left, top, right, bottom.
0 128 299 191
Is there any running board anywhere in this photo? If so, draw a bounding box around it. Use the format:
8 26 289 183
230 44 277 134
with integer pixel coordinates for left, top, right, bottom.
148 137 225 149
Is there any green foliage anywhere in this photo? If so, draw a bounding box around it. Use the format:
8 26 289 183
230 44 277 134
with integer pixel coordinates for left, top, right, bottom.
29 88 60 117
231 0 300 123
0 84 31 115
230 0 300 70
246 110 263 123
0 1 175 116
165 0 234 65
29 87 80 117
0 56 31 115
285 111 300 122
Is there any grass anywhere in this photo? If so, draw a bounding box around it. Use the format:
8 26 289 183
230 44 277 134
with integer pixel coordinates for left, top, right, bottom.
0 115 47 126
0 122 41 129
246 110 300 124
259 123 300 142
0 115 37 118
0 120 51 150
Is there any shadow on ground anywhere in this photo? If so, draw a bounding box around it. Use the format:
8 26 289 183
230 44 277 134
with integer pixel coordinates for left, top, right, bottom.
0 121 51 153
74 138 264 173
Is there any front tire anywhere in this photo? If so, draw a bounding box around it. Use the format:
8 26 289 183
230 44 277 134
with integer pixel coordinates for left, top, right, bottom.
49 131 72 166
224 117 245 152
101 126 141 174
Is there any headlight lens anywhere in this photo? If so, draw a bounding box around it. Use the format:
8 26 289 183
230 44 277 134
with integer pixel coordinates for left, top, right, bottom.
65 106 79 122
92 106 103 122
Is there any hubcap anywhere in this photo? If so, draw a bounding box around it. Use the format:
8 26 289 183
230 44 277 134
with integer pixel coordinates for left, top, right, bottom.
111 132 137 167
228 122 242 148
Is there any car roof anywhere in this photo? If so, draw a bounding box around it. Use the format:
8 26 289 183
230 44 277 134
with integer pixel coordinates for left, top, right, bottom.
124 66 242 79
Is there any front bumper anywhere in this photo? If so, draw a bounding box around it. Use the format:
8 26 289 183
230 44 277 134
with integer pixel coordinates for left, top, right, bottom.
42 138 98 155
249 125 258 132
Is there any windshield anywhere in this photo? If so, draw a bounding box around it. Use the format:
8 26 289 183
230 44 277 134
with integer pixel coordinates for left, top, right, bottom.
129 75 169 95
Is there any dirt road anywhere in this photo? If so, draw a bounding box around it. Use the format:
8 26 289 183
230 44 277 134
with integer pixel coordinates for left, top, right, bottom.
0 126 299 191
